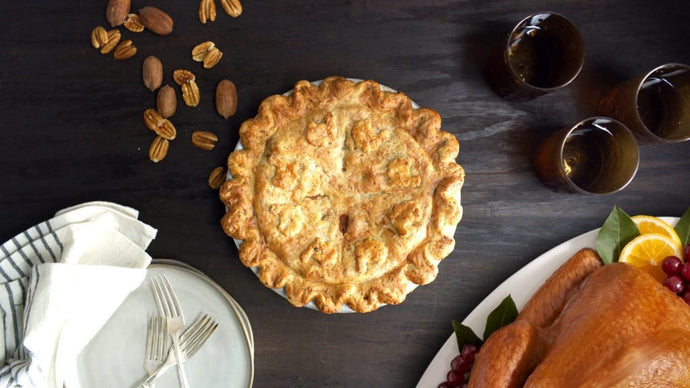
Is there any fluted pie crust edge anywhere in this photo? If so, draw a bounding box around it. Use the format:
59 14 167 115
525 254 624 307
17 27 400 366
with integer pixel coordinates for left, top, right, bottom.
220 76 464 313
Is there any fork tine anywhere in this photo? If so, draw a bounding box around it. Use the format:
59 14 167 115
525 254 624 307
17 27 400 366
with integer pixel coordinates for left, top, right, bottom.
185 320 218 357
155 316 167 360
152 276 176 318
191 316 215 342
145 316 167 361
145 316 155 359
177 313 218 357
157 276 174 317
181 314 212 347
149 277 167 317
161 274 183 319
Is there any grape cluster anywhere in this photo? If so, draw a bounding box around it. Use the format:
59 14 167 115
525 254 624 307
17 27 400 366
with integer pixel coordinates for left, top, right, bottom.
438 343 478 388
661 244 690 305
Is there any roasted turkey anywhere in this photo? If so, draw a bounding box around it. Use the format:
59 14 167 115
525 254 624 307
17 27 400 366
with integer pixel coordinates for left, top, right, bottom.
468 248 690 388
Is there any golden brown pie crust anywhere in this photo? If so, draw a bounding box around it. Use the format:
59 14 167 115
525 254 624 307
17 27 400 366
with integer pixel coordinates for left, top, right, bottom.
220 76 464 313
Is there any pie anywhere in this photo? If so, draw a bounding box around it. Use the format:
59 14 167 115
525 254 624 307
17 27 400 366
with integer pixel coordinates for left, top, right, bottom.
219 76 464 313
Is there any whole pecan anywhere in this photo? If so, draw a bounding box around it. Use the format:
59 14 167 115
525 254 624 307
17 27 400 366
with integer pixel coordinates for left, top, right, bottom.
138 6 174 35
106 0 131 27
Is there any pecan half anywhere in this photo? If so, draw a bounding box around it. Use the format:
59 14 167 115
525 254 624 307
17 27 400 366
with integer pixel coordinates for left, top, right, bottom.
208 166 227 189
192 41 215 62
199 0 217 24
191 131 218 150
181 83 201 107
173 69 196 85
149 136 169 163
143 108 176 140
124 13 145 32
90 26 108 49
203 48 222 68
173 69 200 107
191 41 222 68
220 0 242 17
99 29 121 54
113 39 137 60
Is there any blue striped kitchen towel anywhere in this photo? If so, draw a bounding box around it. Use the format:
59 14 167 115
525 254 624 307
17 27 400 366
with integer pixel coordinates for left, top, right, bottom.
0 202 156 387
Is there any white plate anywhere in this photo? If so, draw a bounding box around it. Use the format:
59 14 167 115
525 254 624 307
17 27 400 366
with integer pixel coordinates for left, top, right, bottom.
228 78 447 313
415 216 680 387
76 260 254 388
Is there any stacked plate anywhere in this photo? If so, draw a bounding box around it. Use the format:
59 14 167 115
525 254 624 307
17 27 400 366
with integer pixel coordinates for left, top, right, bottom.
76 260 254 388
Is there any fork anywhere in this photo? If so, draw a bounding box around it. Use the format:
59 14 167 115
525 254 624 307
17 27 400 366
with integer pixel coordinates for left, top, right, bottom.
139 313 219 388
150 275 190 388
143 316 168 388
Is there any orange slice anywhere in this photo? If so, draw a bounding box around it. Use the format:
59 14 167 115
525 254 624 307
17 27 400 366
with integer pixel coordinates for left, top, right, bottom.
619 233 684 281
631 215 682 250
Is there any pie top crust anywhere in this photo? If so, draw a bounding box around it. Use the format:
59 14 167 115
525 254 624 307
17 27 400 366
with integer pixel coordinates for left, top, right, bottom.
220 76 464 313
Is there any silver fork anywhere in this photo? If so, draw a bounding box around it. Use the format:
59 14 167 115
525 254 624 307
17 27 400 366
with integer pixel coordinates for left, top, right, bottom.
150 275 190 388
143 316 168 388
139 313 219 388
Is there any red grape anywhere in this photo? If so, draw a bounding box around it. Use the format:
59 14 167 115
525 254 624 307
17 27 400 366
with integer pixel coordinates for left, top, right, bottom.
662 275 686 294
451 354 471 374
461 343 478 363
682 263 690 282
446 370 463 386
662 256 683 276
443 342 479 388
684 244 690 261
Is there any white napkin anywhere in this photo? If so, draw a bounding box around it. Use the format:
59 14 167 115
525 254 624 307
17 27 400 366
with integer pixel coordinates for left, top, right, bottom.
0 202 157 387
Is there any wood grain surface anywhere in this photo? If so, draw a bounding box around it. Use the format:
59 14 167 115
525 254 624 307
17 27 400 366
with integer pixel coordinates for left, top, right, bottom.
0 1 689 386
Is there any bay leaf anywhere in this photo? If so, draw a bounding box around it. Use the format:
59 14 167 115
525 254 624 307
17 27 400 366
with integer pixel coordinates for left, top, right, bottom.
595 205 639 264
452 320 483 350
675 207 690 248
483 295 518 341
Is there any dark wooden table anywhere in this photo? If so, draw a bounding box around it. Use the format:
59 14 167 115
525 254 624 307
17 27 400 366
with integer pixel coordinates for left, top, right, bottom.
1 0 689 386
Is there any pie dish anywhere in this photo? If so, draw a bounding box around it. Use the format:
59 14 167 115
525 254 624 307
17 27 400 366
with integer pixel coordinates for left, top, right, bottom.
220 76 464 313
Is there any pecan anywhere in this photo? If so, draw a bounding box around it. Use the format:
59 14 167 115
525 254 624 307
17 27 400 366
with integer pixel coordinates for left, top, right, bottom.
143 108 176 140
191 41 223 69
143 109 161 130
106 0 130 27
203 48 222 68
123 13 145 32
156 85 177 118
90 26 108 49
215 79 237 119
220 0 242 17
199 0 216 24
192 41 215 61
149 136 169 163
173 69 196 85
99 29 121 54
181 82 201 107
191 131 218 150
173 70 200 107
208 166 227 189
113 40 137 60
138 6 173 35
142 55 163 91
